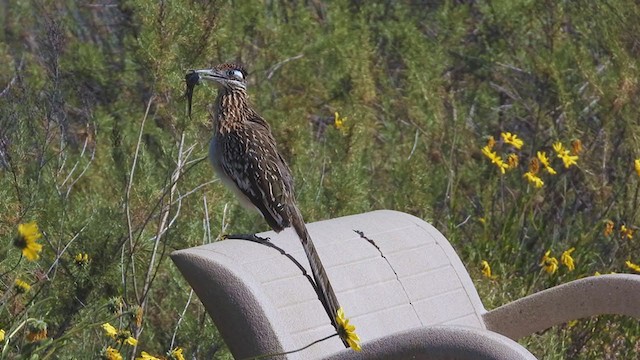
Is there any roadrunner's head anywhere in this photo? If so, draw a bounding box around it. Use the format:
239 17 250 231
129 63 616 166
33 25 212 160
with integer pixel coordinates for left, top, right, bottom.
189 63 248 91
184 63 248 117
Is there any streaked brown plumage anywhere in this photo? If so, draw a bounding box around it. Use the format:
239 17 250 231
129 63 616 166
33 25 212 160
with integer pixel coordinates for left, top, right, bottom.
189 63 347 346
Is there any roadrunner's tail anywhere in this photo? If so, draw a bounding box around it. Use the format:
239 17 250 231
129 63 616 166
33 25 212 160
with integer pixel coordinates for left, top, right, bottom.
290 207 346 344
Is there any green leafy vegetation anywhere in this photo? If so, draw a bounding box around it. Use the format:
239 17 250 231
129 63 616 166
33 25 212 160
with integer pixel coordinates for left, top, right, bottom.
1 1 639 358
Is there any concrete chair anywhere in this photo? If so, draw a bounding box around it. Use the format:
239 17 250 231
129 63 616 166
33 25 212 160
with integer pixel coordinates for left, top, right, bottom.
171 210 640 359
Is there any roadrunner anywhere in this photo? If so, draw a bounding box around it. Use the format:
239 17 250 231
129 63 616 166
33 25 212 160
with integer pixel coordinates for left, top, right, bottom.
187 63 351 347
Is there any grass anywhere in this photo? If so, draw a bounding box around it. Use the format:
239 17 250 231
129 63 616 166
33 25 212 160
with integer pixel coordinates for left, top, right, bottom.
1 0 639 358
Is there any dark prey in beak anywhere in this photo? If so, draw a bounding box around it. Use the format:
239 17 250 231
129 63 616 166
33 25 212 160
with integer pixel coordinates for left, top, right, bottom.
184 70 201 118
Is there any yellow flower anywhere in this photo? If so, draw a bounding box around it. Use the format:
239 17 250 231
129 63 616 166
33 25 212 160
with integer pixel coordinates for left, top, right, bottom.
507 154 519 168
537 151 550 167
604 220 614 237
136 352 161 360
13 222 43 261
567 319 579 328
481 145 495 159
102 322 136 345
74 252 90 267
537 151 557 175
0 329 5 342
594 271 601 276
620 225 634 240
14 278 31 293
336 307 361 352
169 347 185 360
560 153 579 168
571 139 582 155
493 157 509 174
116 330 138 346
524 171 544 188
482 146 508 174
26 320 47 342
553 142 567 155
626 261 640 273
501 132 524 149
635 159 640 177
334 112 347 133
540 250 559 275
560 248 576 271
102 347 123 360
102 323 118 338
553 141 578 168
480 260 495 279
126 336 138 346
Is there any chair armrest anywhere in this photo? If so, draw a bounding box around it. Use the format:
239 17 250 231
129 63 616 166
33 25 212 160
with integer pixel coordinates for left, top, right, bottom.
482 274 640 340
323 326 537 360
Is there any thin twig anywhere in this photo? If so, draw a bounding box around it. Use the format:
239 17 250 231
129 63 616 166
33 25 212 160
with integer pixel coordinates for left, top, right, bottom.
125 95 154 300
170 289 194 349
218 203 230 241
407 128 420 160
135 133 190 354
170 179 217 208
266 54 304 80
170 199 210 349
0 254 23 279
65 125 97 198
140 133 186 302
0 56 23 98
316 153 327 203
455 215 472 228
203 195 211 244
45 225 87 279
60 132 89 189
240 333 338 360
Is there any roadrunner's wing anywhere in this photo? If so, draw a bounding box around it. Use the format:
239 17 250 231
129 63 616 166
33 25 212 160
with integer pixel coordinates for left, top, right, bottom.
220 120 294 232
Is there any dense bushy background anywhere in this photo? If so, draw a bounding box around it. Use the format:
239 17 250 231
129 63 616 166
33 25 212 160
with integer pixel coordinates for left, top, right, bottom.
1 1 639 358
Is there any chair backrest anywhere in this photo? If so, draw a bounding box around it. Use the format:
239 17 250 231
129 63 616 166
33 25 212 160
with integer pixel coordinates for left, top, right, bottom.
171 210 489 359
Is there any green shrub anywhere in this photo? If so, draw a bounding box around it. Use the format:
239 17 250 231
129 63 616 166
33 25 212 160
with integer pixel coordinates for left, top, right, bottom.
1 1 638 358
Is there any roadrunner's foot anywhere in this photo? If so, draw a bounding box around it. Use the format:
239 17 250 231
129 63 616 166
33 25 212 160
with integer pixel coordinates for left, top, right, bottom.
222 233 271 243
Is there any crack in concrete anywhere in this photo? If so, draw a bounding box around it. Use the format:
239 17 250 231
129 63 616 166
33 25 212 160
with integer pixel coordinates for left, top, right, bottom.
354 229 423 325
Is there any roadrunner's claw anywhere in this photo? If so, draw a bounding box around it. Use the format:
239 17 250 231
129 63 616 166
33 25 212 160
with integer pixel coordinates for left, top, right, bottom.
253 235 271 243
223 234 271 243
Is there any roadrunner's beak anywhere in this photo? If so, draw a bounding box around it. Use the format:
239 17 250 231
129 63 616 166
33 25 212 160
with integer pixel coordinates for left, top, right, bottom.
190 69 225 83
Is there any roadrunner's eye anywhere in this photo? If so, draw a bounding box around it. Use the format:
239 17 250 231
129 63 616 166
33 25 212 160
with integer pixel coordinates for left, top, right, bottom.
228 69 244 80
